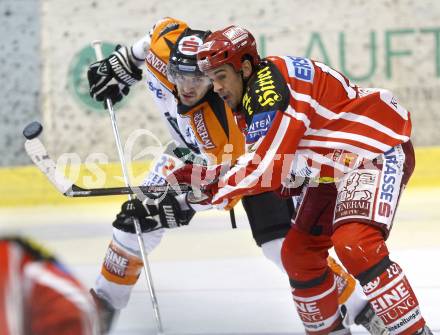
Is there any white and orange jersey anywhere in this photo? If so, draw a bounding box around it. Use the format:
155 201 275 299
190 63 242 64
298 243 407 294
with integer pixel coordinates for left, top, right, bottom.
136 17 246 165
133 18 246 208
0 238 98 335
137 17 200 151
177 89 245 166
177 89 245 209
212 56 411 204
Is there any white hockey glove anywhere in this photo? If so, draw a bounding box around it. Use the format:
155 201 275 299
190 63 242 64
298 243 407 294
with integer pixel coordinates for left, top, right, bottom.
88 45 142 106
112 194 195 233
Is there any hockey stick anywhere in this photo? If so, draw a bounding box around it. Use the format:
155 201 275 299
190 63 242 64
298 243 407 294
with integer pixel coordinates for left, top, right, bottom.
23 123 189 198
90 40 164 334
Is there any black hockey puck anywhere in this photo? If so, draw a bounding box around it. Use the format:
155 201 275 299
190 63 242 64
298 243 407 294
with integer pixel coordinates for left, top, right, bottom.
23 121 43 140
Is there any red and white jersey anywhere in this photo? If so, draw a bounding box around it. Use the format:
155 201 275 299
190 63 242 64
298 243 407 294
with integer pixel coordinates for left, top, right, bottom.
213 56 411 205
0 238 99 335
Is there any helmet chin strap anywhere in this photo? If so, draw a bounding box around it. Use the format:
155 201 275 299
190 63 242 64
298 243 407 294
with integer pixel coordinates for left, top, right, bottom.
234 70 247 115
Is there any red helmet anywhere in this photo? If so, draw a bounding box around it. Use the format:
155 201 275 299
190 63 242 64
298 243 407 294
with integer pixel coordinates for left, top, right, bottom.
197 25 260 72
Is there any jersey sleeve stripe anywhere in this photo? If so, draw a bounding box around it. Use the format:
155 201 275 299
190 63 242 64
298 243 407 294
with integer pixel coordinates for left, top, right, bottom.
304 128 392 152
302 135 386 156
213 113 293 202
314 62 357 99
25 263 97 335
296 149 352 174
4 244 25 335
340 113 409 142
298 139 379 160
377 89 409 120
288 85 409 142
222 151 255 181
292 279 338 302
285 105 311 129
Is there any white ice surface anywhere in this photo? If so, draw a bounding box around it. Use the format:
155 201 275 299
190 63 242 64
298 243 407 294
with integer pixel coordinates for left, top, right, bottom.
1 188 439 334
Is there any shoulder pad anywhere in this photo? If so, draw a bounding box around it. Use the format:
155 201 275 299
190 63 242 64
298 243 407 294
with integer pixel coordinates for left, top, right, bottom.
147 18 188 89
241 60 290 120
149 17 188 43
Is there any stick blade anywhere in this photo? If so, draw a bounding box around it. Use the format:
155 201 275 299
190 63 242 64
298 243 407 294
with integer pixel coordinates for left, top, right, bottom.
24 138 74 194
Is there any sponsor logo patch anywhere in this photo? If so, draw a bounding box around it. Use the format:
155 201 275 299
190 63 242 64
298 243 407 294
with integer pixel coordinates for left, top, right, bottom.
148 81 164 99
369 278 419 329
223 26 249 45
285 56 315 82
242 62 287 118
144 173 166 186
363 277 381 293
331 149 358 168
246 110 276 143
370 282 412 314
254 66 282 109
162 204 178 227
104 246 129 278
146 50 168 77
377 147 399 218
335 171 376 221
242 92 254 115
387 309 421 333
193 110 216 149
295 301 324 325
178 35 203 55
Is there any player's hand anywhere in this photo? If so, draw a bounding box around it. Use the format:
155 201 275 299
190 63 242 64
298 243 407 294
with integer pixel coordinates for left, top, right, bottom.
166 164 221 204
88 45 142 106
113 198 159 233
276 175 305 198
143 192 195 228
276 185 303 198
113 194 195 233
183 182 218 205
166 164 220 188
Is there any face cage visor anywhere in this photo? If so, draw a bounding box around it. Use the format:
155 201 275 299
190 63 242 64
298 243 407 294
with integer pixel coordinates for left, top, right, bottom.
167 63 212 89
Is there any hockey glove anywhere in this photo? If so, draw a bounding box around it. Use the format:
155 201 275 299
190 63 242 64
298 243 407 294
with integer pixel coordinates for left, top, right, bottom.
88 45 142 106
113 195 195 233
166 164 221 205
276 174 306 199
167 163 221 188
144 193 196 228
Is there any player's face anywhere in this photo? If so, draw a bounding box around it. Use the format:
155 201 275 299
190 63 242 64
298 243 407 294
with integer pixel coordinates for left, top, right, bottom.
175 73 211 107
205 64 243 109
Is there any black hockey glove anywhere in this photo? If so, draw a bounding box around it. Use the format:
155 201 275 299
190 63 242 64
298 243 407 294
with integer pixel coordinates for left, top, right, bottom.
88 45 142 106
113 194 195 234
113 198 158 233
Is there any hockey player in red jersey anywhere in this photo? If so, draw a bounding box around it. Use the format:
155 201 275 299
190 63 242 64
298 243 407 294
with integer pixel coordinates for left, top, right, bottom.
168 26 433 334
0 237 99 335
87 18 385 334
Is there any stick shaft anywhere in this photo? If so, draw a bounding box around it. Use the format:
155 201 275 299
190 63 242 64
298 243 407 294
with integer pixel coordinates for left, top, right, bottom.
92 40 163 333
24 137 190 199
229 208 237 229
66 184 189 197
